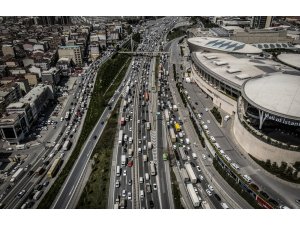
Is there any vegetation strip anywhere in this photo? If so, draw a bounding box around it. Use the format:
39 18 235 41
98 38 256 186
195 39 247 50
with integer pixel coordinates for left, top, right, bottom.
77 100 121 208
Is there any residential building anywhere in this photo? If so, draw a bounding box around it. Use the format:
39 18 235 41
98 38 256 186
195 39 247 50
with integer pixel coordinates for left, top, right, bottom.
2 44 15 57
251 16 273 29
58 45 82 66
41 67 61 85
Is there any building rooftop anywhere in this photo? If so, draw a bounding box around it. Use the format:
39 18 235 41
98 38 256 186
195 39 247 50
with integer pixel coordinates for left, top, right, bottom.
193 52 292 89
243 73 300 120
6 102 26 109
188 37 262 54
277 53 300 70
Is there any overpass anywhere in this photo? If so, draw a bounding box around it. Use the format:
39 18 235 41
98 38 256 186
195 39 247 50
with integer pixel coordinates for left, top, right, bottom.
118 51 170 57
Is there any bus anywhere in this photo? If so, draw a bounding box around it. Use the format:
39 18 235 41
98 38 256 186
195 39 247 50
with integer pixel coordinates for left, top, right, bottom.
47 158 62 178
150 161 156 176
116 166 121 177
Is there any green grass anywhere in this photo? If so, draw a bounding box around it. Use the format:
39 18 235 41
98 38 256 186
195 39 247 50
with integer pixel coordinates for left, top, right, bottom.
76 100 121 208
38 54 131 209
249 155 300 184
170 169 184 209
210 107 222 124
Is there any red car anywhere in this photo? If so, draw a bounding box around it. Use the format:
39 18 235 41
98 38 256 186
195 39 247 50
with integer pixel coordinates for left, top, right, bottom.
127 160 133 167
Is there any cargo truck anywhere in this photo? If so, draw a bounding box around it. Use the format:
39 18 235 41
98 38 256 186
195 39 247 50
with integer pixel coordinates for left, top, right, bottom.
169 128 176 143
147 142 152 150
164 109 170 122
62 140 72 151
118 130 123 145
10 168 24 183
179 147 187 161
184 162 197 183
128 148 133 158
180 168 189 182
121 155 126 167
186 183 200 207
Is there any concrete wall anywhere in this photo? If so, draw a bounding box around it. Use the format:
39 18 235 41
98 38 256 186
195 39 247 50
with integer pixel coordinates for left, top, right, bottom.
232 113 300 164
191 66 237 115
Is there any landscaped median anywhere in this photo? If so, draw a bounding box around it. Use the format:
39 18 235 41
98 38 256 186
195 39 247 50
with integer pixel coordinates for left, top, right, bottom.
77 99 121 208
38 53 131 208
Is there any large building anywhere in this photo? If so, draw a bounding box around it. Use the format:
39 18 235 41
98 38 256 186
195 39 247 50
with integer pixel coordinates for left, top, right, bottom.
187 37 262 54
251 16 273 29
58 45 82 66
188 37 300 164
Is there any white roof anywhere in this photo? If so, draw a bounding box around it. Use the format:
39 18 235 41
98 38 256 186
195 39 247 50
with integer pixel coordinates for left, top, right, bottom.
243 74 300 119
188 37 262 54
277 54 300 69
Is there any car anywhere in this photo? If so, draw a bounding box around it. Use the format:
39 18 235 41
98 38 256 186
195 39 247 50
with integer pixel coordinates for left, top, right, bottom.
129 127 132 132
295 199 300 206
93 135 97 140
205 108 209 112
206 189 212 196
184 150 189 155
199 175 204 181
6 147 13 151
202 154 207 160
196 166 201 172
43 181 49 187
153 183 157 190
207 120 210 124
60 117 64 121
187 156 191 161
143 145 147 151
17 189 26 198
190 162 195 167
143 135 146 140
128 179 132 186
122 189 126 197
127 160 133 167
208 184 214 192
115 180 120 188
128 192 132 200
195 102 198 105
123 170 127 176
149 200 154 209
214 193 221 201
35 184 43 191
194 187 198 194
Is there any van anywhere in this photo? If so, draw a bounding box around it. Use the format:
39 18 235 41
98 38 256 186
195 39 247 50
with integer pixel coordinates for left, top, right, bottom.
16 144 26 150
145 173 150 181
140 190 144 199
192 153 197 159
243 174 252 183
116 166 121 177
210 136 216 143
139 177 144 184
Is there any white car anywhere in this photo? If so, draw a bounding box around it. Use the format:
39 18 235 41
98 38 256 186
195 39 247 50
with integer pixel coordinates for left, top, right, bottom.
115 180 120 188
202 154 207 160
199 175 204 181
187 156 190 161
208 184 214 192
207 120 210 124
206 189 212 196
196 166 201 172
194 187 198 194
123 170 127 176
205 108 209 112
122 189 126 197
153 183 157 190
128 191 132 200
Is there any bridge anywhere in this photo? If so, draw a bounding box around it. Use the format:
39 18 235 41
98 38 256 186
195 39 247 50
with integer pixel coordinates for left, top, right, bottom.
118 51 169 56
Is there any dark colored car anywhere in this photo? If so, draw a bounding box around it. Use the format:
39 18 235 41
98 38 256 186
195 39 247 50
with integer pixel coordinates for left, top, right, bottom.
190 162 196 167
214 193 221 201
94 135 97 140
149 200 154 209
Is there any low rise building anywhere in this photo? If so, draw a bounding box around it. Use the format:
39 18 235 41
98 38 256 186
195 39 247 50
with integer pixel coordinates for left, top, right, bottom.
41 67 61 85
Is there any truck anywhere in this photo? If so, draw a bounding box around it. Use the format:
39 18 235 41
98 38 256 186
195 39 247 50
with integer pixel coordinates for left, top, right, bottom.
169 128 176 143
186 183 200 207
146 183 152 193
180 168 189 182
144 91 149 102
120 197 127 209
164 109 170 122
173 104 178 111
35 166 45 176
10 168 24 183
143 155 148 162
121 155 126 167
150 161 156 176
33 190 44 201
201 201 211 209
120 117 125 126
184 162 197 184
47 158 62 178
62 140 72 151
146 122 151 130
179 147 187 161
174 123 181 132
128 148 133 158
147 142 152 150
118 130 123 145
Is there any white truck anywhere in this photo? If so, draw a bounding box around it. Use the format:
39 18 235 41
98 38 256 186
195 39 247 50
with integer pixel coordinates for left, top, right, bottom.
62 140 72 151
173 104 178 111
184 162 197 183
147 142 152 150
146 122 151 130
143 155 148 162
186 183 200 207
128 148 133 158
164 109 170 122
121 155 126 167
118 130 123 145
10 168 24 183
